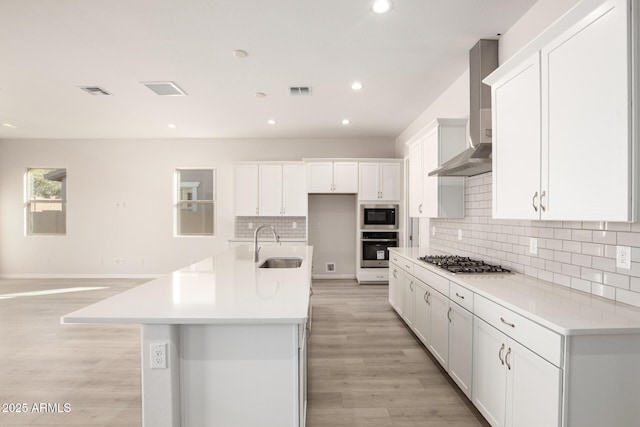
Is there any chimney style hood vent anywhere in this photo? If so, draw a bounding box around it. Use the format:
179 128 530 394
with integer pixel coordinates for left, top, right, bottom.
429 39 498 177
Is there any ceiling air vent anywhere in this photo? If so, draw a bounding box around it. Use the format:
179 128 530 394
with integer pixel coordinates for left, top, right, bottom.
141 81 187 96
79 86 112 96
289 86 312 96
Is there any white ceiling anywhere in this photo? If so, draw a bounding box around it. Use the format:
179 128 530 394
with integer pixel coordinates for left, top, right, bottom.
0 0 537 140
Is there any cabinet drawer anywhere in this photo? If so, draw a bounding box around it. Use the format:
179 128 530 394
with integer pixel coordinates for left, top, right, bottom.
449 281 473 312
474 294 563 367
413 264 449 296
390 254 413 275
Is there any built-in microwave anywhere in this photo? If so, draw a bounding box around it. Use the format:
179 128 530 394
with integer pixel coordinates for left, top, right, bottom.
361 204 398 229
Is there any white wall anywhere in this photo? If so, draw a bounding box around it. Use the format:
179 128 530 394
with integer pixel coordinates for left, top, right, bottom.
394 0 582 250
0 138 394 276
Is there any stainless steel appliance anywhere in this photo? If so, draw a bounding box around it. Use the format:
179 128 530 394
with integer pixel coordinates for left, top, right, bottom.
361 231 398 268
418 255 511 274
361 204 398 229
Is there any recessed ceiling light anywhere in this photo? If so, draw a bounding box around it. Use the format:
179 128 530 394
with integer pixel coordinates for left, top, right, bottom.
351 82 363 91
233 50 248 58
372 0 393 14
168 123 176 129
267 119 276 125
2 123 17 128
342 119 351 125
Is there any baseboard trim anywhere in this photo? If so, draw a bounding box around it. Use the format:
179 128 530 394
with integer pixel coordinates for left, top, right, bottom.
0 273 161 280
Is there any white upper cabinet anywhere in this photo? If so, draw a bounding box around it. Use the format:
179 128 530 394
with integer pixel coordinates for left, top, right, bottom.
487 0 635 221
358 162 401 201
235 163 307 217
307 161 358 193
407 119 465 218
234 164 259 216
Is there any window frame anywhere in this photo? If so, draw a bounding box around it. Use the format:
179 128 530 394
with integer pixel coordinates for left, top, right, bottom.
25 167 67 236
174 168 216 237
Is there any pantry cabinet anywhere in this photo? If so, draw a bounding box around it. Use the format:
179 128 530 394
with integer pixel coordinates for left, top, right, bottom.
307 161 358 193
407 119 465 218
487 0 635 221
358 162 401 201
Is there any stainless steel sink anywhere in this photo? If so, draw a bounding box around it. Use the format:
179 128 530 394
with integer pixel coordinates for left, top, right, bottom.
259 257 303 269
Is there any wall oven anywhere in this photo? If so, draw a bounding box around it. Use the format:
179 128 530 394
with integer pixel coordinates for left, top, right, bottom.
361 231 399 268
361 204 398 229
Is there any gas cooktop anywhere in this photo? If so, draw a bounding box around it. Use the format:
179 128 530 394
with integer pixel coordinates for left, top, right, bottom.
418 255 511 275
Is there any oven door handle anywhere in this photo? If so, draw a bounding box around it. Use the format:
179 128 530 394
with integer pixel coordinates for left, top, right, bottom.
361 239 399 242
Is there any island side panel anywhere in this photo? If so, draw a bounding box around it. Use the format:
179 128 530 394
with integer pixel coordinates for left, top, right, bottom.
180 323 300 427
142 324 181 427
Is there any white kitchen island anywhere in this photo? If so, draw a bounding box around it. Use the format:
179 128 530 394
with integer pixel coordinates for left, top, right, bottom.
63 244 313 427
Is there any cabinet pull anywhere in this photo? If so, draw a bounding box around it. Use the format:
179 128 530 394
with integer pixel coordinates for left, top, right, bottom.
418 203 423 213
426 292 431 305
409 281 414 291
505 347 512 370
405 264 411 269
424 292 429 304
256 207 259 214
455 292 465 299
498 343 505 365
447 307 452 322
500 317 515 328
392 270 397 279
532 191 538 212
540 190 546 212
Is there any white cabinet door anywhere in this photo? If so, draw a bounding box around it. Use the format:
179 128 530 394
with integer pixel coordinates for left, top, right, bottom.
307 162 333 193
422 129 439 218
333 162 358 193
403 275 416 328
380 162 401 201
282 164 307 216
541 0 630 221
389 264 401 310
473 317 507 427
492 53 541 220
448 302 473 398
408 141 424 217
234 164 259 216
395 268 405 317
428 289 449 370
413 280 430 346
506 339 561 427
258 164 283 216
358 162 380 200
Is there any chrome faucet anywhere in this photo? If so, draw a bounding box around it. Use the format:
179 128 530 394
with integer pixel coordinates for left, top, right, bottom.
253 224 280 262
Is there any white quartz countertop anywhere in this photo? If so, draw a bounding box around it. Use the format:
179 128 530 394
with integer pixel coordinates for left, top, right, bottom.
390 247 640 336
63 245 313 325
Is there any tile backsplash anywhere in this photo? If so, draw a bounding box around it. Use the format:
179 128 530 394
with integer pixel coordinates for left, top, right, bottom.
430 173 640 308
235 216 307 239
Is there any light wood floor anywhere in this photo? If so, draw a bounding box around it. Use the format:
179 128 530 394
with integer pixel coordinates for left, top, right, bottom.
0 278 487 427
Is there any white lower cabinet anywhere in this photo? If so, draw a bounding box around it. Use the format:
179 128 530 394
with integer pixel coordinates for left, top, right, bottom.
413 280 430 345
472 317 561 427
448 301 473 398
389 262 404 315
402 275 416 328
427 289 449 370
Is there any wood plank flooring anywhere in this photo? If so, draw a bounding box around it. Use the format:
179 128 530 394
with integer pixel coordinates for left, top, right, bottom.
0 278 488 427
307 280 488 427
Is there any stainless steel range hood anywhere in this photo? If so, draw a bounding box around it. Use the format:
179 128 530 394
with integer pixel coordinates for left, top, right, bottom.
429 39 498 177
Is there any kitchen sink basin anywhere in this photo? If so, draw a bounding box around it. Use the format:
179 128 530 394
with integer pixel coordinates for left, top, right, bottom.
259 257 303 269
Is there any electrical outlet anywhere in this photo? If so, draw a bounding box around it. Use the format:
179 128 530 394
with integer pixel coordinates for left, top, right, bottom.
150 343 168 369
617 246 631 269
529 238 538 255
458 229 462 241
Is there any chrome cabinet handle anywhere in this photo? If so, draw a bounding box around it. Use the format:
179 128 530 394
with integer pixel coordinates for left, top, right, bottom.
505 347 512 370
405 264 411 269
392 270 397 279
500 317 515 328
256 207 259 214
418 203 423 213
447 307 452 322
424 292 428 304
532 191 538 212
426 292 431 305
540 190 546 212
498 343 505 365
455 292 465 300
409 281 414 291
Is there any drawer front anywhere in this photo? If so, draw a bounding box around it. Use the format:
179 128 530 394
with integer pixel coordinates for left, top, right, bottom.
449 281 473 312
359 270 388 282
413 264 449 296
474 294 563 367
390 253 413 275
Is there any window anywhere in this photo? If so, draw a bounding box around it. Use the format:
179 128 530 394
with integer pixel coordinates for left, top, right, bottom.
176 169 215 236
26 168 67 235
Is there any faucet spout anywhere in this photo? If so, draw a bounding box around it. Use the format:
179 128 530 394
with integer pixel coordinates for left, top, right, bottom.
253 224 280 262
